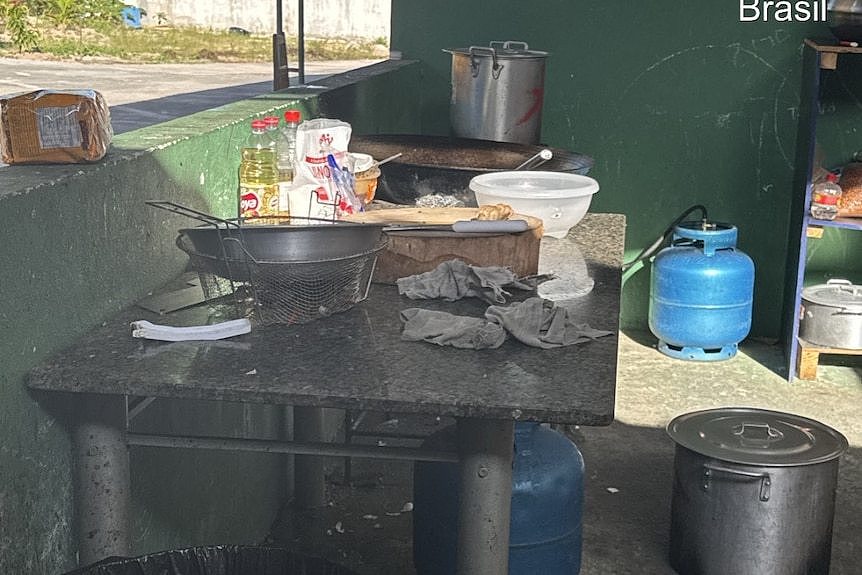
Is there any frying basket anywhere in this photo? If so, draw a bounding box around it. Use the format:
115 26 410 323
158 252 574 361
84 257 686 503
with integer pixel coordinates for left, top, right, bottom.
180 235 385 325
150 201 386 325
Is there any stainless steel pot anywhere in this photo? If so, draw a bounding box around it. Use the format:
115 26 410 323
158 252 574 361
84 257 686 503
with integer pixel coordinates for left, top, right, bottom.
801 279 862 349
444 41 548 145
829 0 862 42
667 408 848 575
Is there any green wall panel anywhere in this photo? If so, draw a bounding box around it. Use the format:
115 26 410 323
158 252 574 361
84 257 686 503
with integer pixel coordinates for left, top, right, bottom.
0 93 314 572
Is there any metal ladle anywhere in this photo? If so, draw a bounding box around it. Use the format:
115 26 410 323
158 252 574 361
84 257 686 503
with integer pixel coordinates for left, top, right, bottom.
514 148 553 170
373 152 403 167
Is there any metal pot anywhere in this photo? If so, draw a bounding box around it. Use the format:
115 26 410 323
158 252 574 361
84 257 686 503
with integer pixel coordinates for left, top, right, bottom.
667 408 848 575
349 134 593 206
828 0 862 42
801 279 862 349
444 41 548 145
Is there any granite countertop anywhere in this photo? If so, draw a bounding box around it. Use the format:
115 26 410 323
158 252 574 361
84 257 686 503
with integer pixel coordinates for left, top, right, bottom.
29 213 626 425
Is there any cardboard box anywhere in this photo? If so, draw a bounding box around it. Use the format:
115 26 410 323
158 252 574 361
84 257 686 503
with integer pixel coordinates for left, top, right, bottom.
0 89 112 164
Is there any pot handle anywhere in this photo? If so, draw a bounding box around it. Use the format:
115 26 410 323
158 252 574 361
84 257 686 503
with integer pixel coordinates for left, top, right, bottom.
495 40 530 52
468 46 503 79
702 462 771 502
732 421 784 447
820 279 862 314
146 200 239 229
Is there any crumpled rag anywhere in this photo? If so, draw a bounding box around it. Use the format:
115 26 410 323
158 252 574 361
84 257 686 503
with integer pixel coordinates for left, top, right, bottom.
396 259 533 304
399 308 506 349
485 297 613 349
400 297 612 350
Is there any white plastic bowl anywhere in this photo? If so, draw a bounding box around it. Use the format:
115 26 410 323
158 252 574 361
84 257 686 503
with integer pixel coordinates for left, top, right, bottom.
469 171 600 238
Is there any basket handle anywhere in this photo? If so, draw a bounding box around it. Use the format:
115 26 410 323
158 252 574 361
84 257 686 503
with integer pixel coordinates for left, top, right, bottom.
146 201 239 229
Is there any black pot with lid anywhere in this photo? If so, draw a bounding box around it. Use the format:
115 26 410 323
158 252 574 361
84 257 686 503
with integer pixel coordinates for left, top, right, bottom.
667 407 847 575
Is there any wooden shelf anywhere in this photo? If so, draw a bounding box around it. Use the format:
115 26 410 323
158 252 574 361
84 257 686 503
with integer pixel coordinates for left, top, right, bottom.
804 38 862 54
805 216 862 232
804 39 862 70
796 338 862 380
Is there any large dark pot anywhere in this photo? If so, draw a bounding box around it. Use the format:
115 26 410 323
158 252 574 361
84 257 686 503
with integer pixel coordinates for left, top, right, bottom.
349 134 593 206
667 408 847 575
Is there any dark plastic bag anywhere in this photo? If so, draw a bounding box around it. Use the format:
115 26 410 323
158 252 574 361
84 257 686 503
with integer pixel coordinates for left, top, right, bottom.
63 545 359 575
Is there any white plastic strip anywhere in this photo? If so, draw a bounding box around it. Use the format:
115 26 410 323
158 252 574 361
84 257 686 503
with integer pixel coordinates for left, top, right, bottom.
130 318 252 342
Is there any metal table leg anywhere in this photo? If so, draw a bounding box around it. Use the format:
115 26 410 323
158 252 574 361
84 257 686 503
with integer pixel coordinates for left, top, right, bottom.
74 394 131 566
455 418 514 575
293 405 326 508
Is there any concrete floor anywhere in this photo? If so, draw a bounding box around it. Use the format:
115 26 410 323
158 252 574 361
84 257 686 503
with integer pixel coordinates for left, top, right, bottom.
270 331 861 574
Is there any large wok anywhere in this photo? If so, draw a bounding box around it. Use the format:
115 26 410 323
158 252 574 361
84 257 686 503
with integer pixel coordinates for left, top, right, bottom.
349 134 594 206
148 202 386 282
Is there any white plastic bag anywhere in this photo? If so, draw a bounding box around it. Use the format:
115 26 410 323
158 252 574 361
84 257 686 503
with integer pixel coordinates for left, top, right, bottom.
289 118 353 222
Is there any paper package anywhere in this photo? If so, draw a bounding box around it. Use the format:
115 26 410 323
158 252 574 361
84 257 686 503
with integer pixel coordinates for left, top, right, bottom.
0 89 112 164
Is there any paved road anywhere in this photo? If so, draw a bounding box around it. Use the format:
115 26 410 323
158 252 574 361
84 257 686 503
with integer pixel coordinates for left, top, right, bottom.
0 57 381 133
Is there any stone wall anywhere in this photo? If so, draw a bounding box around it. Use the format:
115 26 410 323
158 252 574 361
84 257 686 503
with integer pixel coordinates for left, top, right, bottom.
134 0 391 37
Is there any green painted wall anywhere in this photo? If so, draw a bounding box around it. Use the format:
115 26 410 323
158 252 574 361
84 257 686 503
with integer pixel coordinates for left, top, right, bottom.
388 1 862 339
0 60 417 573
0 107 295 573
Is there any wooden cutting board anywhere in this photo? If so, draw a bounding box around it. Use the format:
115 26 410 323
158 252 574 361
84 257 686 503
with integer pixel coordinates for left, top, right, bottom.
344 207 544 284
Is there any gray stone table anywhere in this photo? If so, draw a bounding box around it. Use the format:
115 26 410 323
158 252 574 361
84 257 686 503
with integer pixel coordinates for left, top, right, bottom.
29 212 625 574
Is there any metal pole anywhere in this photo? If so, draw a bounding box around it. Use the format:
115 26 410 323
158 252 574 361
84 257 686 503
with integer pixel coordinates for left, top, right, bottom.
74 394 131 566
272 0 290 90
297 0 305 84
125 431 458 462
455 418 514 575
293 406 327 508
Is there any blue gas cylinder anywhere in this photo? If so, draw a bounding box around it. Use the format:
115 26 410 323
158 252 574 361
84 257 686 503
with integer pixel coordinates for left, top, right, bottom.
413 422 584 574
648 221 755 361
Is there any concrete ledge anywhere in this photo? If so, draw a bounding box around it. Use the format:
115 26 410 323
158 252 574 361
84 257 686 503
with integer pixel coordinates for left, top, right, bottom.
0 59 418 201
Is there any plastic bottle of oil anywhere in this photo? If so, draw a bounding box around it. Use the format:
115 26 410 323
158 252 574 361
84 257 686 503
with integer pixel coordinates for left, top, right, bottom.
238 119 281 223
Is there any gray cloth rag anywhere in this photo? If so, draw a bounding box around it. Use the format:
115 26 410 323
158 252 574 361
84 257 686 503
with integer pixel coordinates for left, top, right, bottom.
396 259 533 304
400 308 506 349
400 297 612 350
485 297 613 349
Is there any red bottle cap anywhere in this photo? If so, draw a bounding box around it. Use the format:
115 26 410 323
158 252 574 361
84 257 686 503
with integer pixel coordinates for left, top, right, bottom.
263 116 280 127
826 172 839 183
284 109 302 123
251 119 266 129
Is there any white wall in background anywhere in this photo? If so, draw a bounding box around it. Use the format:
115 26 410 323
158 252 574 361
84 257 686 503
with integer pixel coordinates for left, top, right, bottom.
134 0 391 38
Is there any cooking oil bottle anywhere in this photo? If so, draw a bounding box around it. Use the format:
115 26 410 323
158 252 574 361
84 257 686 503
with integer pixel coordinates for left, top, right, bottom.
238 119 282 223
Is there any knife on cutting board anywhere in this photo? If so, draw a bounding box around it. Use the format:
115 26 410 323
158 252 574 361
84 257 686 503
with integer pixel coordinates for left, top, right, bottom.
383 219 530 233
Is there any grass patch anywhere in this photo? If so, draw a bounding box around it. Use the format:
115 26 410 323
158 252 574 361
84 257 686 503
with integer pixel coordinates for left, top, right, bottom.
0 24 387 63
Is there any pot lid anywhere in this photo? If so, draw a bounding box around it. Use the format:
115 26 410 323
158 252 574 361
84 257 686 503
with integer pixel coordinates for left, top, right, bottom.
667 407 848 466
444 41 548 59
802 279 862 309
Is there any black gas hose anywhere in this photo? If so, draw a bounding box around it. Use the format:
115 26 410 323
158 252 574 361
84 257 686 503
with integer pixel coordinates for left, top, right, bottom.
622 204 709 271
